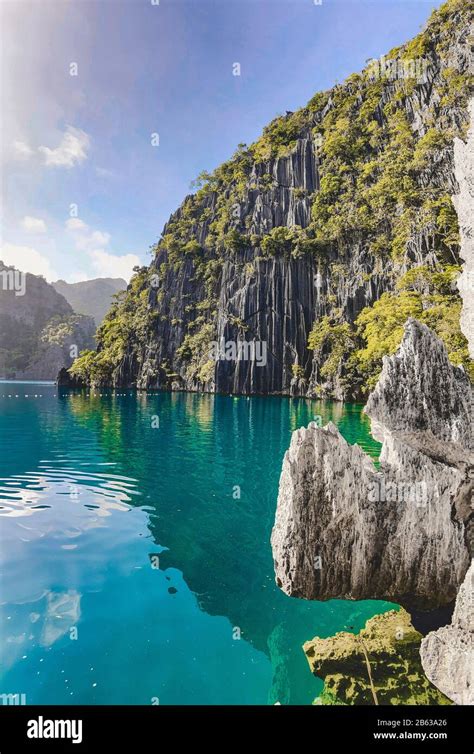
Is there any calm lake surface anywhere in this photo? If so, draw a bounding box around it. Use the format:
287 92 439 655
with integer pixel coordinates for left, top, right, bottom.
0 383 393 705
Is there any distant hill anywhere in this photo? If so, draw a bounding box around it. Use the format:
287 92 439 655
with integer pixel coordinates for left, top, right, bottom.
0 262 96 380
53 278 127 327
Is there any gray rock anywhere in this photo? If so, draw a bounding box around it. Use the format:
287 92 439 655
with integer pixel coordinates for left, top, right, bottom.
453 97 474 359
417 96 474 705
56 367 85 388
365 319 473 448
420 560 474 705
19 315 96 381
271 319 472 609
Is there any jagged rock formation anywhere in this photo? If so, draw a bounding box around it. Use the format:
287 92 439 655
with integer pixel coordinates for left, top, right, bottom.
53 277 127 327
454 97 474 359
420 561 474 705
411 86 474 712
271 318 473 703
365 320 472 448
271 320 472 610
71 0 472 397
271 53 473 703
0 263 95 380
304 608 451 705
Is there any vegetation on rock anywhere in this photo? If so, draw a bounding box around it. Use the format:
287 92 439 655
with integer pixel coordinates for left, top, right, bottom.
304 609 452 705
68 0 473 396
70 267 153 385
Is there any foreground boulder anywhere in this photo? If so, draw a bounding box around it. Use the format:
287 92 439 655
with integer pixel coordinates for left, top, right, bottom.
304 608 451 706
420 561 474 705
271 319 472 610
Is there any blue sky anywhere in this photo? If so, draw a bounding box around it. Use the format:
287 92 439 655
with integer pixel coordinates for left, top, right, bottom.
1 0 439 282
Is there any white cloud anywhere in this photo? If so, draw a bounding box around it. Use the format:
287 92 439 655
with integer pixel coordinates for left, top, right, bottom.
66 218 110 251
65 216 139 281
89 250 139 282
83 230 110 249
64 271 89 283
65 218 88 232
39 126 90 168
22 215 47 233
12 140 33 159
0 243 58 281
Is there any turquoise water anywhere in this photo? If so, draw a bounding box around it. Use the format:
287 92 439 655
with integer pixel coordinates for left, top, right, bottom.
0 384 391 705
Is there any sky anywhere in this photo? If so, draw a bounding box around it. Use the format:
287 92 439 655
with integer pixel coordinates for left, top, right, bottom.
0 0 439 283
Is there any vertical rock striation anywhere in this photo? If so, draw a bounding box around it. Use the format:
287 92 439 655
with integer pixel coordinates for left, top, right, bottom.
77 1 473 398
417 96 474 707
271 71 474 706
453 97 474 359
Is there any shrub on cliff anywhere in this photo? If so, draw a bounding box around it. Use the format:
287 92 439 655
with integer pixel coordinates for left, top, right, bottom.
352 266 472 389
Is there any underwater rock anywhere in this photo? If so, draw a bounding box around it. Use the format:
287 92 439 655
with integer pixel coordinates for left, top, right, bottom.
304 608 451 705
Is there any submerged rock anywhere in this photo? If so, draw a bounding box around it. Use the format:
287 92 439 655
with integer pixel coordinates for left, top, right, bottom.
304 608 451 705
420 561 474 705
271 320 472 610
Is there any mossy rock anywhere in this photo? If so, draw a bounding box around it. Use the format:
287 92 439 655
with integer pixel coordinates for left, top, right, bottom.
304 609 452 705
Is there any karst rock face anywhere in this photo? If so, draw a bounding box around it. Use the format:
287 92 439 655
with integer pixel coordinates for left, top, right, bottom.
420 561 474 705
84 2 472 400
271 319 473 610
365 320 472 449
454 97 474 360
271 86 474 706
412 94 474 707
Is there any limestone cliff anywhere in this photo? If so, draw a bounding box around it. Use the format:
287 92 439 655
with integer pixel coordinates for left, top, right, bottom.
0 263 96 380
453 97 474 358
71 0 473 398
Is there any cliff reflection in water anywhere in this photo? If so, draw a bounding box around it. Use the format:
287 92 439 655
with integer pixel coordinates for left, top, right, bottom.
0 386 387 704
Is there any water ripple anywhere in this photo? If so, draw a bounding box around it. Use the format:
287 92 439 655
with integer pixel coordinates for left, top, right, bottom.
0 465 140 517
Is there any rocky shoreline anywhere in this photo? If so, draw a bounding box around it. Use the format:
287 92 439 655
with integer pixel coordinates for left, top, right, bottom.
271 319 473 703
271 319 472 605
270 61 473 704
